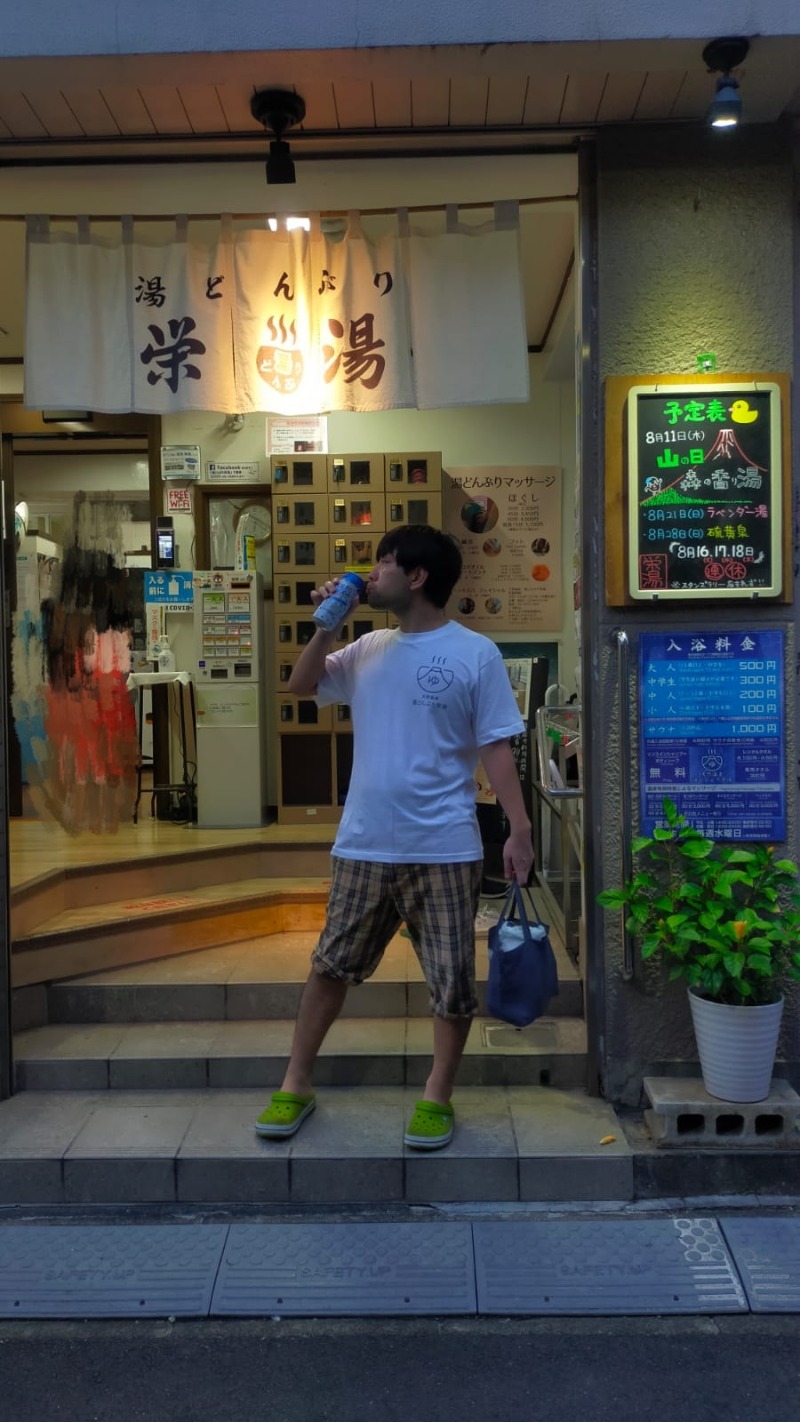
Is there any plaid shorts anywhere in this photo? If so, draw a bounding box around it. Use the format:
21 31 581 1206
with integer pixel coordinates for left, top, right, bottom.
312 857 483 1019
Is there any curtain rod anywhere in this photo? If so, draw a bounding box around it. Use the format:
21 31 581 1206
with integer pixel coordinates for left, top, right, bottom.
0 194 576 224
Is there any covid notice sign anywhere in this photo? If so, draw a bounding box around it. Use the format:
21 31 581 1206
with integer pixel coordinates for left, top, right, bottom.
627 382 782 600
639 629 785 841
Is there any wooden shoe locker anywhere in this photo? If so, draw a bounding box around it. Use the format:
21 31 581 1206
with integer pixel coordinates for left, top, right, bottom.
273 452 442 824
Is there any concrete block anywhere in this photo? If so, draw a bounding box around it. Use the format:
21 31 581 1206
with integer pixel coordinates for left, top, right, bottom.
178 1157 290 1203
519 1155 634 1202
0 1091 97 1155
12 985 48 1033
15 1059 109 1091
224 983 301 1020
64 1100 196 1156
287 1086 405 1203
290 1157 404 1203
404 1088 519 1203
0 1159 64 1206
208 1056 285 1088
64 1158 176 1204
313 1056 405 1087
510 1086 634 1202
644 1076 800 1147
109 1057 208 1090
339 982 408 1019
131 984 226 1022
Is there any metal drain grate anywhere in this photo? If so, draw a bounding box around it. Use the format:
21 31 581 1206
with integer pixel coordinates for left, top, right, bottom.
474 1218 747 1315
719 1216 800 1312
211 1222 476 1316
480 1022 558 1050
0 1225 229 1318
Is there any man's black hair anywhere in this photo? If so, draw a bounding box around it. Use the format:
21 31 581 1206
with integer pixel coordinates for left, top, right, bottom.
375 524 462 608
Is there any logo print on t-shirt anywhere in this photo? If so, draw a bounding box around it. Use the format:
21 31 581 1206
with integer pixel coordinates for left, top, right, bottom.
417 664 454 693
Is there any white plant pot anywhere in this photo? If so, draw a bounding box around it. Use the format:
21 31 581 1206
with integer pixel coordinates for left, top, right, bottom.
688 987 783 1103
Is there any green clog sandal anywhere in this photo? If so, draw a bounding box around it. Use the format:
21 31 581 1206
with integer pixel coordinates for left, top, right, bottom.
404 1099 454 1150
255 1091 316 1138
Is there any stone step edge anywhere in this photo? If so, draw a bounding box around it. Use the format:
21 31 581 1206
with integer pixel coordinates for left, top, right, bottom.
11 834 336 905
39 978 584 1026
15 1014 587 1051
13 1019 588 1092
15 896 545 961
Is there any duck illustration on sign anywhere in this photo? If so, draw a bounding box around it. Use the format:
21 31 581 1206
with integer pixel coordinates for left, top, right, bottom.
730 399 759 424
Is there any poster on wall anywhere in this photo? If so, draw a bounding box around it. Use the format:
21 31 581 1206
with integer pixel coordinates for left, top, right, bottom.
639 629 785 841
267 416 328 455
160 445 201 480
627 381 783 600
444 467 562 632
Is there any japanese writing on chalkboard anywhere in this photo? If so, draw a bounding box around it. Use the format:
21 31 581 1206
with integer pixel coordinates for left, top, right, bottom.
627 383 783 600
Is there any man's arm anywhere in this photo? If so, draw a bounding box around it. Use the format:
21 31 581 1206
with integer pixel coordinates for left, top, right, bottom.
479 738 534 885
286 579 343 696
286 627 338 696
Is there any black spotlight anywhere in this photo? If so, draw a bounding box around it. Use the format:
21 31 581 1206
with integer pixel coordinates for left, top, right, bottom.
250 88 306 185
702 37 749 129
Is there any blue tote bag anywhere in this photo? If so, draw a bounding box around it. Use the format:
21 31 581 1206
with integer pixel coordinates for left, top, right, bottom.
486 883 559 1028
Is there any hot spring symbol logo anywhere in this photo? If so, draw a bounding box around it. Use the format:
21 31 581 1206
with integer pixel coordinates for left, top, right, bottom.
417 663 454 694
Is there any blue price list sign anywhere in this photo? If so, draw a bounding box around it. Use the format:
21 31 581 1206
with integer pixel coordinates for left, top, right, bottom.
639 630 785 841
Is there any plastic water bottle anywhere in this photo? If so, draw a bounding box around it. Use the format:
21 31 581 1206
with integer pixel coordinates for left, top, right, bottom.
312 573 365 631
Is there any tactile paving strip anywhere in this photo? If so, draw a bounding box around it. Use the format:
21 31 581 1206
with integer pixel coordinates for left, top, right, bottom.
719 1216 800 1312
473 1218 747 1315
210 1222 476 1316
0 1225 229 1318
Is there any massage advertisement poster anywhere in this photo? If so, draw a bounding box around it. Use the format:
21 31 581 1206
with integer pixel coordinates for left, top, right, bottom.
444 466 562 631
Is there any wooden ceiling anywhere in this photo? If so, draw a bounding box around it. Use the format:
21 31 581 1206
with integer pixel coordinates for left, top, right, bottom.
0 39 796 160
0 35 795 365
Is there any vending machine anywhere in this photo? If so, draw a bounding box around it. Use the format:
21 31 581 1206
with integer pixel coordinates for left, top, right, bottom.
192 570 267 827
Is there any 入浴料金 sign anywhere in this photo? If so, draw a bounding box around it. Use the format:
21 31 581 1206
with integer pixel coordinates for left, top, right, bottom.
627 382 783 600
639 629 785 841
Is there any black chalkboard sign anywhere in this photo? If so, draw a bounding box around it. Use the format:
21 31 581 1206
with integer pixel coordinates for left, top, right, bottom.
627 382 782 600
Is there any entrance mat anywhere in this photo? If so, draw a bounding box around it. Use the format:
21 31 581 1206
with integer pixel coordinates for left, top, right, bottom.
473 1218 747 1315
210 1222 476 1316
719 1217 800 1312
0 1225 229 1318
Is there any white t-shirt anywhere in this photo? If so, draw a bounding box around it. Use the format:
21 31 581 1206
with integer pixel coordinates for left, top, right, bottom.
316 622 525 863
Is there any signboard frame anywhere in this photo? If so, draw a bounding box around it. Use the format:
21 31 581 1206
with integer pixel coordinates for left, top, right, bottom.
626 380 783 601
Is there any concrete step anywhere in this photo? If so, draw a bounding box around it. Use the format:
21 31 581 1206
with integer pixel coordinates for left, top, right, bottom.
11 836 335 938
41 931 584 1024
13 1016 587 1092
0 1085 630 1206
13 881 330 987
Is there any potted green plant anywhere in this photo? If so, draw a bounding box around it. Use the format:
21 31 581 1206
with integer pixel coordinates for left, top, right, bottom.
598 796 800 1102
